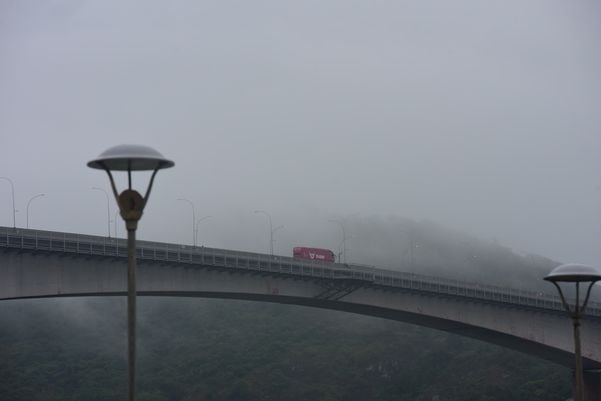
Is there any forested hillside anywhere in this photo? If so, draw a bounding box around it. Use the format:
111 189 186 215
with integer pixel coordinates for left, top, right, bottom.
344 217 558 292
0 298 571 401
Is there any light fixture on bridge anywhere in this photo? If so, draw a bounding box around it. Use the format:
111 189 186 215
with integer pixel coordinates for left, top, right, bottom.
544 263 601 401
0 177 16 229
88 144 174 401
254 210 283 256
26 193 45 229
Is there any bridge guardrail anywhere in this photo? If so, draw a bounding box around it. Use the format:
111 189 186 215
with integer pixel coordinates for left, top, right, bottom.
1 226 599 318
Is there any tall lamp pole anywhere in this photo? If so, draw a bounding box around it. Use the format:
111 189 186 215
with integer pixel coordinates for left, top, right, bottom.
329 219 350 264
544 263 601 401
26 193 45 229
115 210 120 238
0 177 16 229
177 198 196 247
195 215 211 247
254 210 282 255
88 144 174 401
92 187 111 238
400 224 416 269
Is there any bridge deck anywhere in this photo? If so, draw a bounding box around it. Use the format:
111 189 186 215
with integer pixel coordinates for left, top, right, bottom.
1 226 599 320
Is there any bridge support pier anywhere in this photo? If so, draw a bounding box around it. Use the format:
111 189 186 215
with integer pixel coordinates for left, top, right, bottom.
583 370 601 401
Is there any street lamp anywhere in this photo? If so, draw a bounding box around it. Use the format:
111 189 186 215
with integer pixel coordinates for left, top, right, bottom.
195 215 211 247
254 210 283 255
400 224 417 269
177 198 196 247
88 144 174 401
92 187 111 238
329 219 350 264
115 210 120 238
0 177 16 229
26 193 45 229
544 263 601 401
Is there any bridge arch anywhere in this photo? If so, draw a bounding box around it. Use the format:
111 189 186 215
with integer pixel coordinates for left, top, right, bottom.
6 284 600 372
1 227 600 384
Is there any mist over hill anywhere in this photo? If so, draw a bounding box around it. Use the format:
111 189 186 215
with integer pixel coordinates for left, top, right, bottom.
340 215 558 292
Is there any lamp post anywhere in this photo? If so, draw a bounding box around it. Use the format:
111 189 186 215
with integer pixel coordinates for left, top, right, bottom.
115 210 120 238
329 219 350 264
177 198 196 247
26 193 45 229
544 263 601 401
195 215 211 247
254 210 282 255
88 144 174 401
0 177 16 229
400 225 417 269
92 187 111 238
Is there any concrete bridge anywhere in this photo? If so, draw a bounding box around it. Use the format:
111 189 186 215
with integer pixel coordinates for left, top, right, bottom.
1 226 600 399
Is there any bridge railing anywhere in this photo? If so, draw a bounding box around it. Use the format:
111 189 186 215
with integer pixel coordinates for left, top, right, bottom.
1 226 599 317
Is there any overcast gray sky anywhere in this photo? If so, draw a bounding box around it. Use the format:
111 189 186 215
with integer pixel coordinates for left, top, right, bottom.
1 0 600 267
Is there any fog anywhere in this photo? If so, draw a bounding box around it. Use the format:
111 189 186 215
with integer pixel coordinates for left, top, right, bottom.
1 0 600 271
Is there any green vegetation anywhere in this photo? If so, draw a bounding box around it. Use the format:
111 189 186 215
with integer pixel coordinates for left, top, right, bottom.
0 297 570 401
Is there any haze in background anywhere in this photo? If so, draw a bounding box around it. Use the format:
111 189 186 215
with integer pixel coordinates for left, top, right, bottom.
1 0 600 268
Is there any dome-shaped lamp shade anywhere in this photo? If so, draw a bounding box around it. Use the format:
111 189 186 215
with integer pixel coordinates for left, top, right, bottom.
544 263 601 283
88 144 174 171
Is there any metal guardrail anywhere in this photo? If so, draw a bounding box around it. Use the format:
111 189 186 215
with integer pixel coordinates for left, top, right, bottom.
1 226 600 318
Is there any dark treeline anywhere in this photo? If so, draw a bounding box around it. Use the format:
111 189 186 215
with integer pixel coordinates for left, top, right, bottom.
0 298 570 401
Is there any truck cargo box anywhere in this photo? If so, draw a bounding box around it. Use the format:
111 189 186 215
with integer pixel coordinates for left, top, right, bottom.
293 247 335 263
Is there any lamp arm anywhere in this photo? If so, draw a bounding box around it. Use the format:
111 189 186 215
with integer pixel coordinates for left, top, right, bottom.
576 282 580 316
552 281 574 315
101 164 120 203
143 168 160 207
580 281 597 315
128 162 132 190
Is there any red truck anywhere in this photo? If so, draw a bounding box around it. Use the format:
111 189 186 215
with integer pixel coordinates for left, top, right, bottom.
293 247 336 263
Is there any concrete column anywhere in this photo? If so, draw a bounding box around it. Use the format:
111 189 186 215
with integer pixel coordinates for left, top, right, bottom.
583 370 600 401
